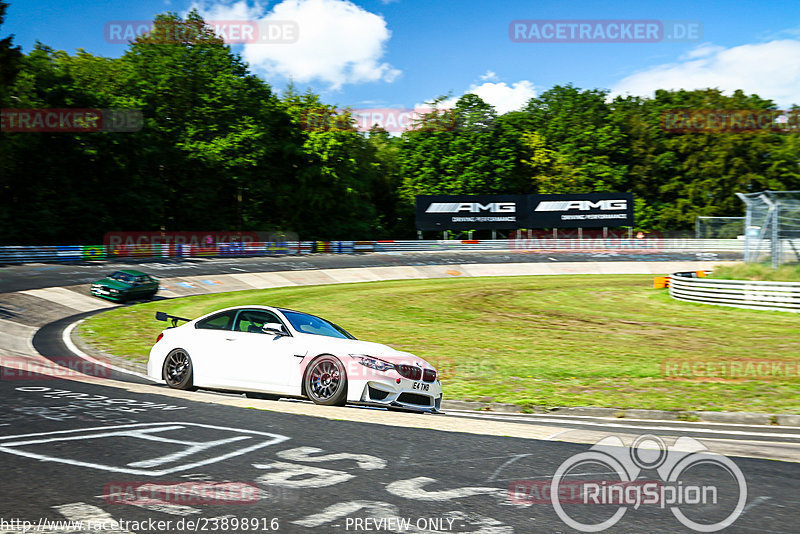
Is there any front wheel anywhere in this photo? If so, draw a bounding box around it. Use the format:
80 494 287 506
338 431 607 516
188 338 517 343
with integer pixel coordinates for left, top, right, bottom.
163 348 196 390
304 355 347 406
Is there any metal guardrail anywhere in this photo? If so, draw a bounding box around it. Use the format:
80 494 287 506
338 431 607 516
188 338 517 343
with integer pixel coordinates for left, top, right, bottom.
669 274 800 313
0 238 743 265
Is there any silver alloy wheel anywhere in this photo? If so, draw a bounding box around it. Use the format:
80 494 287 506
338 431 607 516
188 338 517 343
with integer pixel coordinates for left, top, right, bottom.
305 356 347 406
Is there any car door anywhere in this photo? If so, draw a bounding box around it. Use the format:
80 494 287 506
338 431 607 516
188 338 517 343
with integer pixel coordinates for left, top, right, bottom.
129 275 147 298
218 309 305 394
186 310 239 387
140 275 157 297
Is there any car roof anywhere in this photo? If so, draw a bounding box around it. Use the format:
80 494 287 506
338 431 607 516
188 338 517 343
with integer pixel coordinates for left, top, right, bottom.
202 305 309 317
116 269 148 276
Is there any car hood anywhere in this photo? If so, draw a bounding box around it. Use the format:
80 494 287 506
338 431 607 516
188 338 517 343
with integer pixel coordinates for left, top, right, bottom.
294 334 434 369
92 278 131 289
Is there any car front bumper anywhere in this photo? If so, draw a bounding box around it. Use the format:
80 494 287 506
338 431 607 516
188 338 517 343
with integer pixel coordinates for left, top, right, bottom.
351 378 443 413
90 285 125 301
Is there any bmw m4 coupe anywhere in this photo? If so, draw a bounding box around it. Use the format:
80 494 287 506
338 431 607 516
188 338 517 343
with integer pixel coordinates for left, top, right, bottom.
147 306 443 412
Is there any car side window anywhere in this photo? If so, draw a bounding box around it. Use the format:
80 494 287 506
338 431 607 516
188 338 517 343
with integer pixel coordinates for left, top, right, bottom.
234 310 283 334
195 311 237 331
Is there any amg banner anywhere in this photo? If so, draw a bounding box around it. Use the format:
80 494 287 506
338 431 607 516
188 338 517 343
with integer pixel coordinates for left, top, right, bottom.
416 195 521 231
529 192 634 228
415 193 634 230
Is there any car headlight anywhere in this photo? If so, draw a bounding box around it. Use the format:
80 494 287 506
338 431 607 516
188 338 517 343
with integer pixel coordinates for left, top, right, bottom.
350 355 395 372
109 288 119 293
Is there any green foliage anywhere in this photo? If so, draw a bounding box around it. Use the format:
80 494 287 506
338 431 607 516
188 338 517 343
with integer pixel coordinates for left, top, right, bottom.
709 262 800 282
2 5 800 243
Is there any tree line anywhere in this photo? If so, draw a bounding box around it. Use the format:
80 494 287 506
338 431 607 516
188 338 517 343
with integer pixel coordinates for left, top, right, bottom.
1 6 799 244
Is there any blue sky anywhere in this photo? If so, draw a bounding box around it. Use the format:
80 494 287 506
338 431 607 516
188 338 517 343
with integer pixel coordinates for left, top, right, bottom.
5 0 800 114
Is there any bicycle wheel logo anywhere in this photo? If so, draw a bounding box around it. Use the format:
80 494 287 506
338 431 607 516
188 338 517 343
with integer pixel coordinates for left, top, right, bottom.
551 434 747 532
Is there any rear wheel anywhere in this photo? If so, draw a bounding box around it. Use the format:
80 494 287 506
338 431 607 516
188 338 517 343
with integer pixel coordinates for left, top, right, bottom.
163 348 196 390
304 355 347 406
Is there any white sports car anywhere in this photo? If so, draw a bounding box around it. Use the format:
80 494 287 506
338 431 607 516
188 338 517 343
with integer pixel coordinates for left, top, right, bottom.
147 305 443 412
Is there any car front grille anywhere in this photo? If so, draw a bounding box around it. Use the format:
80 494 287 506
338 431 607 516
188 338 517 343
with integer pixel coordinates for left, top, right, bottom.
397 392 432 406
397 364 422 381
423 369 436 382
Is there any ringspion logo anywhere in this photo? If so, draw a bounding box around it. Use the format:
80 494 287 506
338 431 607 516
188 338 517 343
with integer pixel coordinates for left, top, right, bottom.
540 434 747 532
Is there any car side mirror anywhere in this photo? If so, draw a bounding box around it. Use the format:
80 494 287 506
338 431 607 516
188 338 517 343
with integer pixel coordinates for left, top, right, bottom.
262 323 288 336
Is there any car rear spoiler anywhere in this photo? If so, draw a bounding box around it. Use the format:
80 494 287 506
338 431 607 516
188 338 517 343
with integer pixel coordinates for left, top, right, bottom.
155 311 191 327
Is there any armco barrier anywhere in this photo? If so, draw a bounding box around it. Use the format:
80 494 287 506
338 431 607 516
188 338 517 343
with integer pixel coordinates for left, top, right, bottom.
0 238 743 265
669 274 800 313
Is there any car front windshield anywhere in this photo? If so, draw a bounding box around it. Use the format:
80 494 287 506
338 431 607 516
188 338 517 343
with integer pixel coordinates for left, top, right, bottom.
280 310 355 340
109 271 133 283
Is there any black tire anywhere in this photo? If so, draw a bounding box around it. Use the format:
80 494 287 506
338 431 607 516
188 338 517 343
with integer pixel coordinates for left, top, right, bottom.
245 392 281 401
163 348 196 390
304 355 347 406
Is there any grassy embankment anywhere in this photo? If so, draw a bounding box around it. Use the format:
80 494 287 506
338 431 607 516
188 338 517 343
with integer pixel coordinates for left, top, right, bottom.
77 274 800 413
709 262 800 282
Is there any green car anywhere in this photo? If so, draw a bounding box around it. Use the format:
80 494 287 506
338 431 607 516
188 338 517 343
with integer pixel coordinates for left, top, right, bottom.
90 269 159 302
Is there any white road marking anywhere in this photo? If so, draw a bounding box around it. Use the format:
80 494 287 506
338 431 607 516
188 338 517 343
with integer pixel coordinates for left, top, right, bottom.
293 501 399 528
254 461 355 488
485 454 531 482
62 320 159 382
0 422 289 475
276 446 387 470
446 411 800 440
127 435 252 468
386 477 505 502
740 495 773 516
94 490 201 517
54 502 131 534
544 428 571 441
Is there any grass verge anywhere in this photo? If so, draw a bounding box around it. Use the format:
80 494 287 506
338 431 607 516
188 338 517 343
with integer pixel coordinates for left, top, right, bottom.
76 274 800 413
709 262 800 282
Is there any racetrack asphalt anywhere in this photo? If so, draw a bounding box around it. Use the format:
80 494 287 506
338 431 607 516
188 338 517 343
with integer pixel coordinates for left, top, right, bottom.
1 373 797 533
0 249 740 294
3 251 799 533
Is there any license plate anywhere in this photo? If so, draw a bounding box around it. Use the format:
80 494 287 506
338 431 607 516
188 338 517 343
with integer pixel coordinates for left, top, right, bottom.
412 381 430 391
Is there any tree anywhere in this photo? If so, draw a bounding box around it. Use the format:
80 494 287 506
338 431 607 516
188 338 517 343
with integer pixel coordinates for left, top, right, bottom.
524 84 629 192
0 0 22 96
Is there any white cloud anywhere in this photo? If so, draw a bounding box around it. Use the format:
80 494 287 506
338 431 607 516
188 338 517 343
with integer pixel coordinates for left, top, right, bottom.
468 80 536 113
611 39 800 107
190 0 262 20
425 79 536 114
191 0 400 90
480 70 498 81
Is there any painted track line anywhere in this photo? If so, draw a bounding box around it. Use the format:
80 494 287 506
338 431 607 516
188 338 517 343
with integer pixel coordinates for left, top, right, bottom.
445 411 800 441
62 320 159 383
